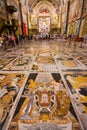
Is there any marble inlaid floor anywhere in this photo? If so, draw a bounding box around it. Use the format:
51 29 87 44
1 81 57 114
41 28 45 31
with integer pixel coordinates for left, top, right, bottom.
0 39 87 130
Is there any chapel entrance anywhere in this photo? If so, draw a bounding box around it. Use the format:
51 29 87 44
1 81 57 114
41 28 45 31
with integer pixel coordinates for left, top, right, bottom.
38 17 50 37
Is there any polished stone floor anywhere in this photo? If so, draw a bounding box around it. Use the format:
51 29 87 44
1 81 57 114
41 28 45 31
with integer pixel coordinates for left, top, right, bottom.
0 39 87 130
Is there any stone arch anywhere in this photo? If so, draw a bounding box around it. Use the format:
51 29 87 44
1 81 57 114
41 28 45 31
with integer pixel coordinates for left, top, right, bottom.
33 0 57 16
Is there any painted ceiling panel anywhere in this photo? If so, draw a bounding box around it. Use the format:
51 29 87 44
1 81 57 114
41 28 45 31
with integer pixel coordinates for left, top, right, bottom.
28 0 61 9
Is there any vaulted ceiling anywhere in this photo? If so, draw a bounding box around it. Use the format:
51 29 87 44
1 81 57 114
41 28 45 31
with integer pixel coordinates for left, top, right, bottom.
28 0 61 10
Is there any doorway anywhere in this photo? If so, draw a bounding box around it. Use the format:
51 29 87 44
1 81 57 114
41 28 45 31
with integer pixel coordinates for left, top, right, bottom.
38 17 50 37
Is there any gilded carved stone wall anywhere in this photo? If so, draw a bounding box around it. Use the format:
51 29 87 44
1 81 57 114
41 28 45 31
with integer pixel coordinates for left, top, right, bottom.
80 17 87 37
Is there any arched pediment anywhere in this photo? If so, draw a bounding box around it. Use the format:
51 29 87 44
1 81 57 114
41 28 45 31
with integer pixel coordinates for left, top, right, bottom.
33 0 57 16
28 0 61 11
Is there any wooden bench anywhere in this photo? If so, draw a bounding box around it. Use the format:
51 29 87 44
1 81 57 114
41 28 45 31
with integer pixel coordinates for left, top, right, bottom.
77 37 84 47
72 35 78 46
72 36 84 47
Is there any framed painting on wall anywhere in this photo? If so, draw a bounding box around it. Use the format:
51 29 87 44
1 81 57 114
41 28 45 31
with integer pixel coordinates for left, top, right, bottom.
82 0 87 17
0 0 7 19
69 0 82 23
